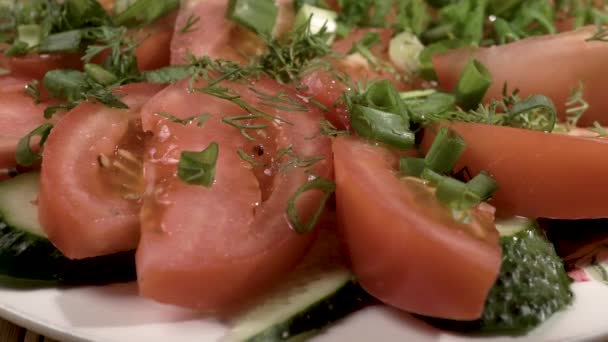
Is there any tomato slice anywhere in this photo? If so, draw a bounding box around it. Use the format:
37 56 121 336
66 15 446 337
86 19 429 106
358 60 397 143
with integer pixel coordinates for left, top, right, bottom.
171 0 263 64
38 83 164 259
333 135 501 320
170 0 300 64
433 26 608 125
134 12 177 71
137 77 333 312
422 122 608 219
0 82 52 169
299 69 352 130
0 53 83 80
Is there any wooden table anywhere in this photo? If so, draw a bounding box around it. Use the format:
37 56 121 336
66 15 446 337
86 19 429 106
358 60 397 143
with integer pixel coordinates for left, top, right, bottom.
0 318 57 342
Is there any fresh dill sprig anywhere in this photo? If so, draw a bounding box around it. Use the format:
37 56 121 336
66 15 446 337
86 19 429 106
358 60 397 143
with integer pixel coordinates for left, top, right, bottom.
590 121 608 137
565 82 589 127
179 14 200 34
259 17 332 84
275 145 325 173
586 24 608 42
156 112 212 127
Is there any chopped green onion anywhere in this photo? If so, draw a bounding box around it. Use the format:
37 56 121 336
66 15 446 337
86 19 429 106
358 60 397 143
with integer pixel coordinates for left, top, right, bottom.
177 142 219 188
351 105 415 149
0 68 9 76
42 69 88 102
115 0 179 26
294 4 337 38
424 127 466 174
364 80 409 120
4 41 31 57
409 92 456 122
38 30 82 53
400 89 437 101
435 177 471 208
17 24 41 48
459 0 486 44
400 156 425 177
388 31 424 74
493 18 520 44
420 167 444 186
454 59 492 111
84 63 118 85
507 95 556 132
286 174 335 234
226 0 278 36
466 171 499 201
64 0 112 28
16 123 53 167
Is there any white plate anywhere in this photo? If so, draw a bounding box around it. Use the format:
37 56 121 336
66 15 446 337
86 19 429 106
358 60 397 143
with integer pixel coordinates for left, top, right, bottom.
0 277 607 342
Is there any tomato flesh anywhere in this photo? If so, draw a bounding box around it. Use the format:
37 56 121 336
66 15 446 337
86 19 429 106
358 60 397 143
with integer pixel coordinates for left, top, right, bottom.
422 122 608 219
137 77 333 312
433 26 608 125
0 83 53 169
38 83 164 259
333 136 501 320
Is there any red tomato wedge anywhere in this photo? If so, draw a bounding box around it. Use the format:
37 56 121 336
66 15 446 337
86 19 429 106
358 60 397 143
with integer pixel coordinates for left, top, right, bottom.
333 136 501 320
171 0 262 64
136 77 333 312
433 26 608 125
421 122 608 219
0 83 52 169
299 70 352 130
134 12 177 71
38 83 164 259
170 0 297 64
0 53 83 80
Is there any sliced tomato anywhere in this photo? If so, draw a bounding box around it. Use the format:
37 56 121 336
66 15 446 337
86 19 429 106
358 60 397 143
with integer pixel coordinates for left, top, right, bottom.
38 83 164 259
170 0 263 64
0 83 53 169
0 53 83 80
137 77 333 312
433 26 608 125
299 69 352 130
170 0 299 64
421 122 608 219
333 135 501 320
134 12 177 71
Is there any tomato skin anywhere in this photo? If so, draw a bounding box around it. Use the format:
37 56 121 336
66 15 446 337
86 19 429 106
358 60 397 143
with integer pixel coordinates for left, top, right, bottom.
299 70 352 130
38 83 164 259
0 82 53 169
1 53 83 80
422 122 608 219
433 26 608 125
333 136 501 320
137 77 333 312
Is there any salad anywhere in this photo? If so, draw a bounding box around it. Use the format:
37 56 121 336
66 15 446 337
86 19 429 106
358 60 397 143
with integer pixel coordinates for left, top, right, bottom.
0 0 607 340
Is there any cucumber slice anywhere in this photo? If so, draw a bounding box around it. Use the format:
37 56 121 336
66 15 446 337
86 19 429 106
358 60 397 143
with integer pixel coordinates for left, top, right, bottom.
0 172 136 284
421 217 573 334
223 229 372 342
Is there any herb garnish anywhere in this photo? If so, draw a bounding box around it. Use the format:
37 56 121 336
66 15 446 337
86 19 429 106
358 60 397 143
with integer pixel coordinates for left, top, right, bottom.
286 173 335 234
179 14 201 34
156 112 212 127
177 142 220 187
15 123 53 167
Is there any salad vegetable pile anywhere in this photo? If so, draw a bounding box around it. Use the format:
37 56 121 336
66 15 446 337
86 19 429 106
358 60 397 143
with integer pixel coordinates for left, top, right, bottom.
1 0 607 340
